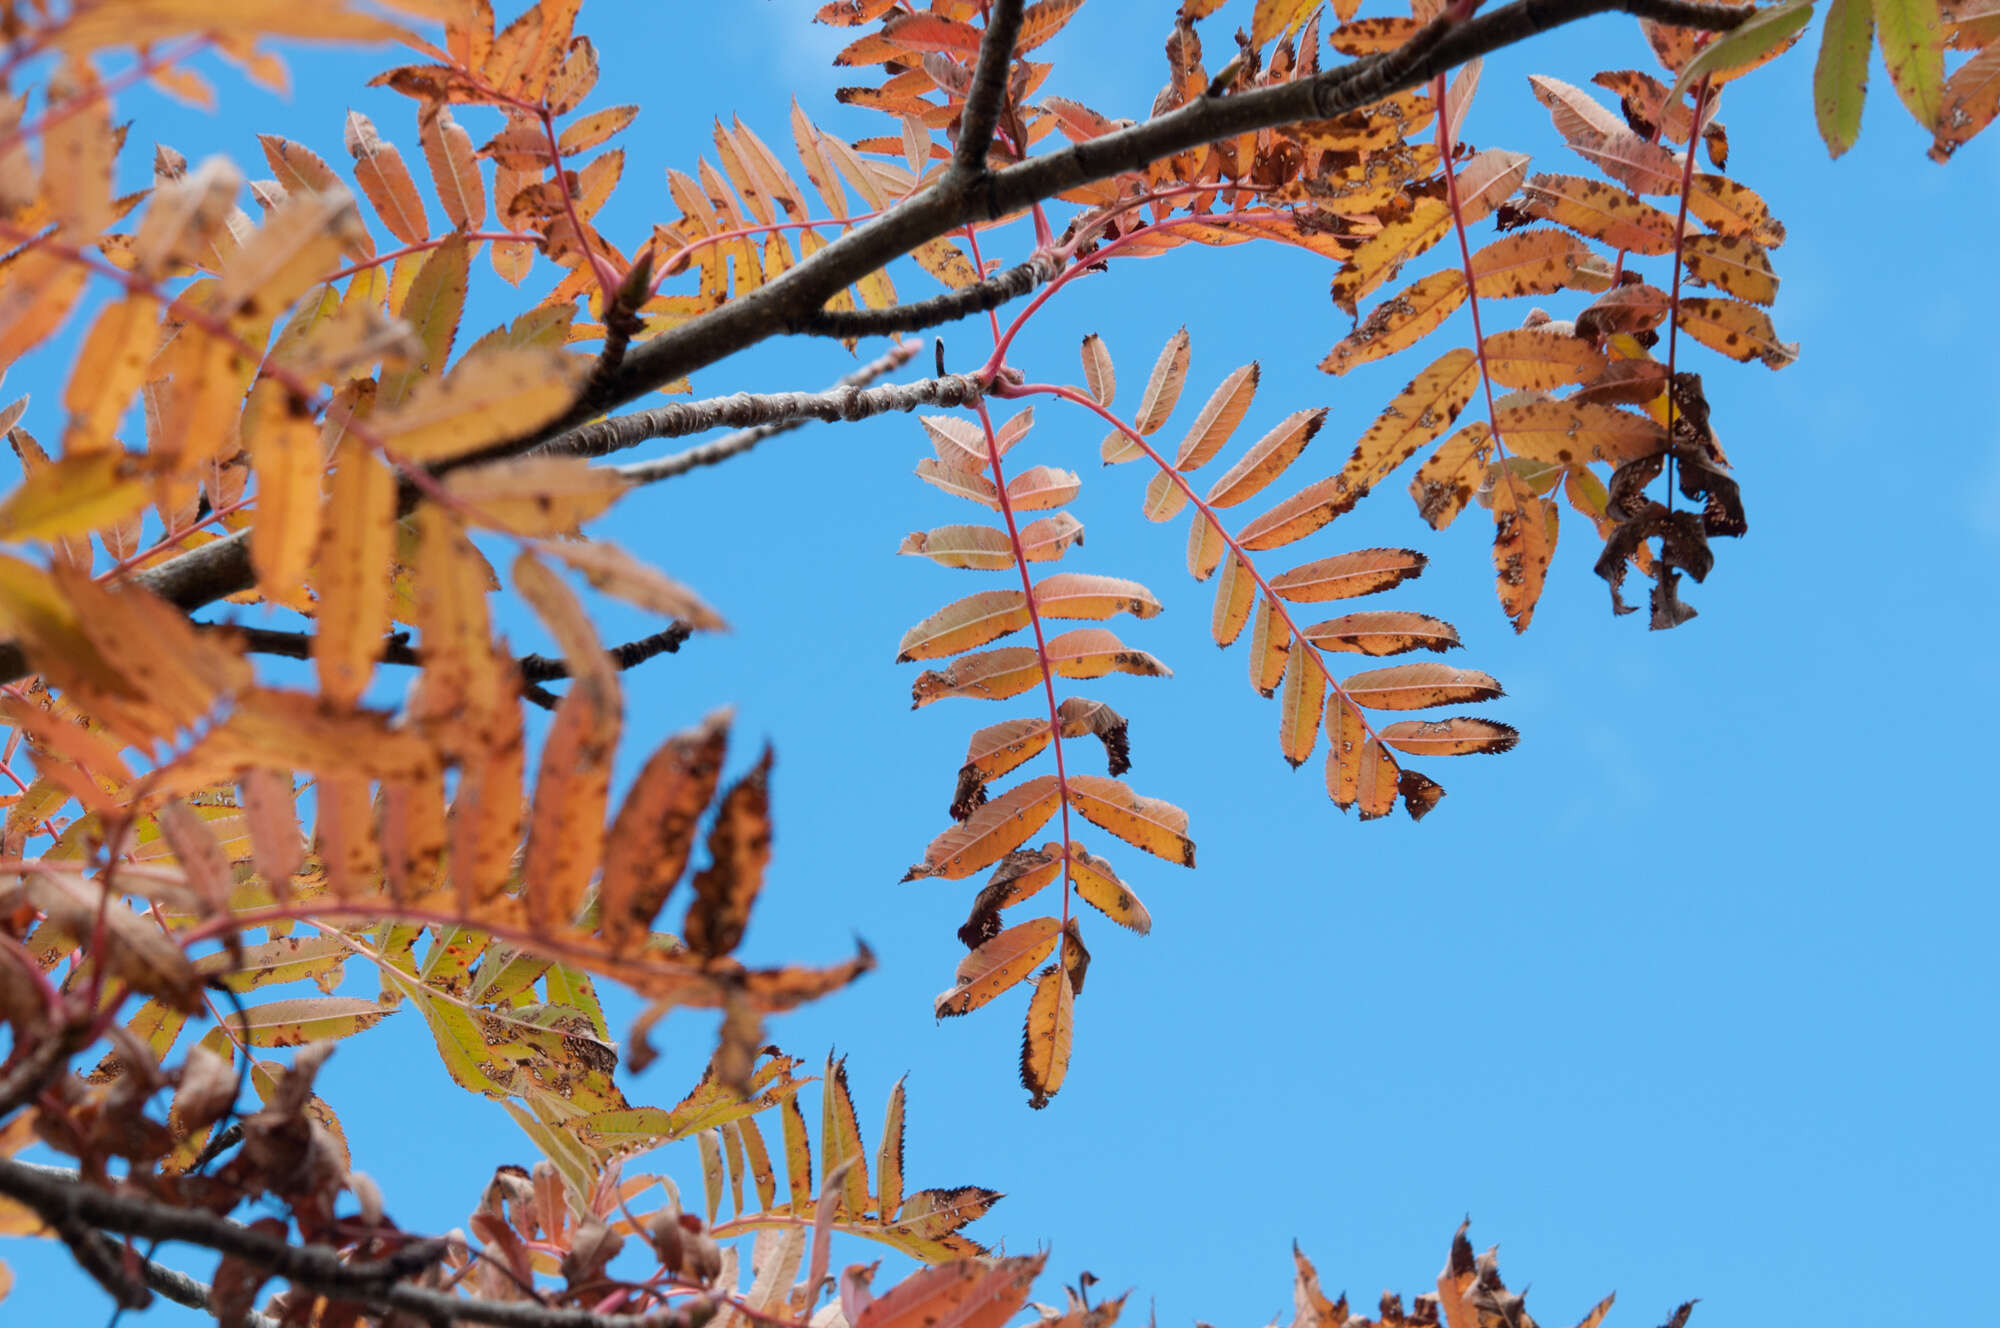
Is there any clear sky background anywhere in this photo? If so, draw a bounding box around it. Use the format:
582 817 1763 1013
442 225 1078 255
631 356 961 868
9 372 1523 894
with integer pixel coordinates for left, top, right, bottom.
6 2 1999 1325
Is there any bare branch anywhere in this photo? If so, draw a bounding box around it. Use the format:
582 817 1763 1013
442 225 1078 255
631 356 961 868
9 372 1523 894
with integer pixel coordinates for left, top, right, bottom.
221 624 694 703
798 256 1057 339
0 1157 717 1328
552 370 984 464
545 338 928 463
953 0 1027 173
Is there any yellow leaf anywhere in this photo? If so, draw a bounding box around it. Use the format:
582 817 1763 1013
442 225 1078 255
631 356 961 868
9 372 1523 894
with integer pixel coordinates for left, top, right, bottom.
1321 272 1467 376
375 346 587 464
0 450 147 543
540 540 725 629
312 433 395 708
445 455 629 536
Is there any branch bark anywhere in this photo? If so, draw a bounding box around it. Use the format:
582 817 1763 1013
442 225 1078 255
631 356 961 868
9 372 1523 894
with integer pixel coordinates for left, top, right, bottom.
952 0 1027 172
0 1157 714 1328
798 255 1057 339
0 0 1748 689
549 370 985 463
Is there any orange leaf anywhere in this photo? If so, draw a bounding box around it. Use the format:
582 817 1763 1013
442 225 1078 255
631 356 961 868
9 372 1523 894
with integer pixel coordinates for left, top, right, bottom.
935 919 1060 1016
1066 843 1151 934
1303 611 1461 656
1379 717 1520 755
601 710 730 951
1324 693 1401 819
312 434 395 708
1268 547 1427 603
1211 551 1257 645
1203 408 1326 508
1031 573 1162 621
897 590 1031 661
1492 474 1559 632
1277 647 1328 767
1066 775 1194 867
907 776 1061 880
911 649 1043 706
1019 964 1073 1109
1321 272 1467 376
420 105 487 231
1246 596 1291 697
345 110 431 246
1173 362 1260 470
1342 662 1504 710
1134 327 1190 434
1481 328 1609 389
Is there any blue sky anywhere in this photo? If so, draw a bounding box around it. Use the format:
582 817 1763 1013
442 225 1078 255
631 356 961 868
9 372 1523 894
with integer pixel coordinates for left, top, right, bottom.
6 2 1999 1325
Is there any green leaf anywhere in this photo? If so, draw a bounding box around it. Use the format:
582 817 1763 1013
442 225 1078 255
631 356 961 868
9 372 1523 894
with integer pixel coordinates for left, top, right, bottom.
1815 0 1875 155
1670 0 1815 103
1876 0 1946 127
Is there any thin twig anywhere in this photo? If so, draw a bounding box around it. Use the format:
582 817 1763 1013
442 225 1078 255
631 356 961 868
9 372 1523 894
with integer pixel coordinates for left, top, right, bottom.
952 0 1027 174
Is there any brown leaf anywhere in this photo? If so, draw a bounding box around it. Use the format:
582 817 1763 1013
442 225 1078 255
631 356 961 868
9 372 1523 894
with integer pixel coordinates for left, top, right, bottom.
683 748 774 960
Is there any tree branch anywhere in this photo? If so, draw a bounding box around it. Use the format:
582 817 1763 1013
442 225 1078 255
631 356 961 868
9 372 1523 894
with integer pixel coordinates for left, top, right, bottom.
0 0 1749 689
952 0 1026 173
0 1157 717 1328
798 255 1056 339
548 370 984 463
221 624 695 711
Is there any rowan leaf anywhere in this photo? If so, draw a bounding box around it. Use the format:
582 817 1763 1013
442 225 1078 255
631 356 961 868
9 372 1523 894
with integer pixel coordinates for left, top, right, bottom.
1080 333 1115 406
682 748 775 959
935 918 1060 1016
1323 694 1401 820
345 110 430 245
1268 548 1428 603
0 450 147 543
447 457 631 537
1816 0 1876 155
1134 327 1190 434
1680 234 1780 304
1303 611 1461 656
374 346 587 463
1481 328 1609 389
1321 272 1467 376
1065 775 1194 867
1019 965 1073 1109
1516 174 1682 254
1675 296 1800 367
1066 843 1151 934
1031 574 1163 622
1492 476 1559 632
312 433 395 708
1378 717 1521 755
541 540 725 629
420 105 487 231
1342 663 1504 710
906 776 1061 880
1211 550 1257 645
897 590 1031 662
1203 409 1326 508
1277 648 1328 767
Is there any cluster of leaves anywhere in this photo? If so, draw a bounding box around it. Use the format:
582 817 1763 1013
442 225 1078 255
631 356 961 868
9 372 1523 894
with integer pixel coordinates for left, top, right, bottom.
0 0 1991 1321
